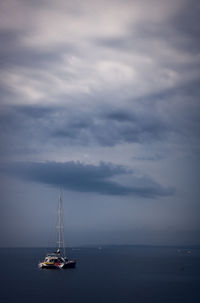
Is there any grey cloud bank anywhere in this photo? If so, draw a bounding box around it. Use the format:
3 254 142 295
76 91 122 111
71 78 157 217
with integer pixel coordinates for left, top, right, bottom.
0 0 200 246
0 0 199 106
0 104 170 158
2 161 174 197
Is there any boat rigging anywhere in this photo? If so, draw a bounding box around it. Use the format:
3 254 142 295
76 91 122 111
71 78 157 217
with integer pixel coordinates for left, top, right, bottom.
38 191 76 269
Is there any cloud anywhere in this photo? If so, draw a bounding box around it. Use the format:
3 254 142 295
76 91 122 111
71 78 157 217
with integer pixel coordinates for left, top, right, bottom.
0 0 199 247
2 161 174 197
0 0 199 107
0 0 199 185
0 104 170 160
1 79 200 161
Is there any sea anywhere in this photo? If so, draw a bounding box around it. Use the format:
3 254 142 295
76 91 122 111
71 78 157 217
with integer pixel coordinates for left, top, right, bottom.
0 246 200 303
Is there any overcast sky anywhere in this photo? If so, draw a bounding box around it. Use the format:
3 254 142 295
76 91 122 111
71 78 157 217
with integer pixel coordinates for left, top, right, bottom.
0 0 200 247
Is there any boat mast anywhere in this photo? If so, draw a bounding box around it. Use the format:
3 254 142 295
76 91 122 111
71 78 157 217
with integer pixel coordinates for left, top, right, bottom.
57 191 65 257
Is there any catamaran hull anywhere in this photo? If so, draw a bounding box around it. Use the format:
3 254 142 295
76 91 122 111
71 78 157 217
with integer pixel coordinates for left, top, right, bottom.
61 261 76 269
38 261 76 269
38 263 59 269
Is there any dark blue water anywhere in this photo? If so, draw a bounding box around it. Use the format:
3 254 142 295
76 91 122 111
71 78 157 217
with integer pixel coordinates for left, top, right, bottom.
0 246 200 303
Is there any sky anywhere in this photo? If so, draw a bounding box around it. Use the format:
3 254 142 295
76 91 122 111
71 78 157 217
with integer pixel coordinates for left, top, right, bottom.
0 0 200 247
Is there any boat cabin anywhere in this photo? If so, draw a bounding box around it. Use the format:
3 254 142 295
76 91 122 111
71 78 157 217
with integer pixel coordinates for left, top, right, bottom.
44 253 65 264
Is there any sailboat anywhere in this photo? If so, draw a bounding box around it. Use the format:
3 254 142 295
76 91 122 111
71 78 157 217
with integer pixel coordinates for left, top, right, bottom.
38 192 76 269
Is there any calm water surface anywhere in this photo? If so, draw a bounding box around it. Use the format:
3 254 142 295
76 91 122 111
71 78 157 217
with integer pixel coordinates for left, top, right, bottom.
0 246 200 303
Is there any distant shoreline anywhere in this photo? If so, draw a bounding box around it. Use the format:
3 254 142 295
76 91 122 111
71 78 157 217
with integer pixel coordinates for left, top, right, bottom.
1 244 200 249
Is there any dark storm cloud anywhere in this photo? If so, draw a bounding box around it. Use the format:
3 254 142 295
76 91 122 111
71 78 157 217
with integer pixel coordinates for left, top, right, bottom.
1 59 200 157
0 0 199 247
1 79 200 158
2 161 174 197
15 105 53 119
106 111 134 122
0 104 169 157
105 109 167 143
53 110 168 146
